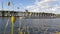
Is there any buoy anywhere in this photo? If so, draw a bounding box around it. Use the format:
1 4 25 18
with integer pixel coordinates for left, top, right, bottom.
11 16 16 23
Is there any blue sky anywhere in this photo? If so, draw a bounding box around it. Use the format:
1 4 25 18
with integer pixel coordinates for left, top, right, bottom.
0 0 36 11
0 0 60 14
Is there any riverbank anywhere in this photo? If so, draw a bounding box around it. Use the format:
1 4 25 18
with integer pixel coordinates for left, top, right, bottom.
56 14 60 18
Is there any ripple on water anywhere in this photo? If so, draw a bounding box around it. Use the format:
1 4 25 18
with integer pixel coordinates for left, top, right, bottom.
0 17 60 34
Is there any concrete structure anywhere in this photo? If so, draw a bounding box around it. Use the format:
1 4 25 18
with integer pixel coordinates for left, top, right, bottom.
0 10 56 18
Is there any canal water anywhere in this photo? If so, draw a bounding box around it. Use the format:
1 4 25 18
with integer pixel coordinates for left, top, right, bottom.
0 17 60 34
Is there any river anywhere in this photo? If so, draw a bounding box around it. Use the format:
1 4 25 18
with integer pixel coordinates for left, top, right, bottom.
0 17 60 34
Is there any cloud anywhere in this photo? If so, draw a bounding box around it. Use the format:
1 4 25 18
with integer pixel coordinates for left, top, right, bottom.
26 0 60 14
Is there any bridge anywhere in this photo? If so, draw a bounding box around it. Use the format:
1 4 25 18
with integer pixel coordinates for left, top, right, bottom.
0 10 20 17
0 10 56 18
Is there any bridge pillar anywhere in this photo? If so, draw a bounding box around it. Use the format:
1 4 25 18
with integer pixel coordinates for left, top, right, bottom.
2 11 4 17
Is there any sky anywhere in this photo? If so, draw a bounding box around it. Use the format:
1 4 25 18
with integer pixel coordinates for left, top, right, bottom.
0 0 60 14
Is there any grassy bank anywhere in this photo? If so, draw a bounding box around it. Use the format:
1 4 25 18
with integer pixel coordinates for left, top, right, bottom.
56 14 60 18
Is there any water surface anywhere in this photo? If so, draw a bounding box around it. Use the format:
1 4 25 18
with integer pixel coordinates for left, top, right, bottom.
0 17 60 34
